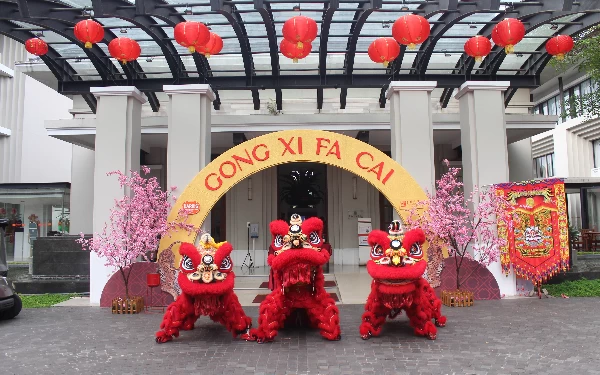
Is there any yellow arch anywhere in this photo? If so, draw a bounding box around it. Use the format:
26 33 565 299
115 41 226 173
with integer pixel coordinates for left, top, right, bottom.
157 129 428 260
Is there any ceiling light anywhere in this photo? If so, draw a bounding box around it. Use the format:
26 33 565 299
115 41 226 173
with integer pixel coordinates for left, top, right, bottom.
469 22 477 29
36 31 44 37
146 57 153 62
443 49 451 57
82 7 92 17
550 24 558 30
75 57 82 62
293 5 301 12
516 53 523 57
400 0 409 11
382 21 390 29
120 28 127 34
184 5 193 15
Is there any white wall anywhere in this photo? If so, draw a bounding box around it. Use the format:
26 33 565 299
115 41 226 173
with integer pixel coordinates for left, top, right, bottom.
69 145 95 234
507 139 534 182
19 77 73 183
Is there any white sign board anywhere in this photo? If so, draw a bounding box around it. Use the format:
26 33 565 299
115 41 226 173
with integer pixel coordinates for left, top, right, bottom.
592 168 600 177
358 218 372 265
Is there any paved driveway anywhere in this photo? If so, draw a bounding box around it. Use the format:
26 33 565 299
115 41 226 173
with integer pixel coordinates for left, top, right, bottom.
1 298 599 375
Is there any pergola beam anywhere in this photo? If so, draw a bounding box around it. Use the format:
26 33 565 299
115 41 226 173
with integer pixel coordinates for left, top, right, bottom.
58 73 539 93
317 0 338 110
254 0 282 110
340 0 379 109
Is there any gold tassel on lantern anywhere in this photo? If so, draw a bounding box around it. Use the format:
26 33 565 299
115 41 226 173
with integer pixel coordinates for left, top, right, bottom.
505 44 514 54
556 53 565 61
84 42 92 49
383 60 389 67
293 58 298 63
188 46 196 53
204 53 211 58
408 43 416 50
475 56 482 62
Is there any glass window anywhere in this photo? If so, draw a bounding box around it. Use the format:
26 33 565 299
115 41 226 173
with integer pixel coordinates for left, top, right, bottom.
548 97 557 116
542 101 548 116
594 139 600 168
533 153 554 178
534 106 540 114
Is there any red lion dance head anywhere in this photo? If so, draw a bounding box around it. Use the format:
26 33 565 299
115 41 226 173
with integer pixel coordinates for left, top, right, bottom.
359 220 446 340
269 214 329 287
156 233 251 343
177 233 234 296
243 214 341 343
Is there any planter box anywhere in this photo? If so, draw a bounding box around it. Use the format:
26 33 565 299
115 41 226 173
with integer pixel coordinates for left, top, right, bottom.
111 296 144 314
441 290 474 307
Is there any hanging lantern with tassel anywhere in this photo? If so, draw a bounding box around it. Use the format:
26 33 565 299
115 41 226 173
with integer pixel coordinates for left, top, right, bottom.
280 39 311 63
174 21 210 53
464 35 492 62
282 15 318 50
545 35 574 61
196 32 223 58
368 37 400 67
108 37 141 64
392 14 430 50
74 19 104 49
491 18 525 54
25 38 48 56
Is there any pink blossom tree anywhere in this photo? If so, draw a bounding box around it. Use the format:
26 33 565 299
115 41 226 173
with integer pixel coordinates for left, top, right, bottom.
77 166 177 299
408 160 508 290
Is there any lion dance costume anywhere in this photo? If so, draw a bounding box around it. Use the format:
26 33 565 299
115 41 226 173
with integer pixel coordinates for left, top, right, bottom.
156 234 252 343
243 215 341 343
360 221 446 340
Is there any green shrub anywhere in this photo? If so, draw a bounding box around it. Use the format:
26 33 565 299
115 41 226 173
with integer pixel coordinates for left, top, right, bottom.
543 278 600 297
20 294 77 308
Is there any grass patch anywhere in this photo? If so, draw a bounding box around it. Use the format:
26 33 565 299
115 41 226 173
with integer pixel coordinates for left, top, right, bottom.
543 279 600 297
20 294 78 308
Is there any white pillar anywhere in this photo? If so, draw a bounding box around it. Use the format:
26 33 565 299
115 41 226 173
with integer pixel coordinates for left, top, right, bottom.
455 81 515 297
387 81 437 221
164 84 214 230
89 86 145 305
70 145 95 234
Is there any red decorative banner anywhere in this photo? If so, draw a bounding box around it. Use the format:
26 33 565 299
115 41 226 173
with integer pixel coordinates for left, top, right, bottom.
495 179 569 285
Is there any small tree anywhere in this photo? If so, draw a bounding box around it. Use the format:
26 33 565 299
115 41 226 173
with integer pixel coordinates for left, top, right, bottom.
408 160 508 290
77 166 176 299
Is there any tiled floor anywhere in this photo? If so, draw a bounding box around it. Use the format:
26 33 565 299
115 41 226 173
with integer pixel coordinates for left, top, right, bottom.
3 298 600 374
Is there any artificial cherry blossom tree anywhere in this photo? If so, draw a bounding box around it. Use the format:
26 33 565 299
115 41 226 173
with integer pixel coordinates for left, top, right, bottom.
408 160 508 290
78 166 177 299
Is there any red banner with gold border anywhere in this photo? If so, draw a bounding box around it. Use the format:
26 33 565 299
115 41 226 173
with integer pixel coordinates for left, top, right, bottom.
495 179 569 285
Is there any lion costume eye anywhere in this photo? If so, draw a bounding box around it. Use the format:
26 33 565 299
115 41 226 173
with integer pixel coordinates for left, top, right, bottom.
274 234 283 248
371 244 384 258
410 244 423 258
220 256 232 271
309 231 320 245
181 255 194 271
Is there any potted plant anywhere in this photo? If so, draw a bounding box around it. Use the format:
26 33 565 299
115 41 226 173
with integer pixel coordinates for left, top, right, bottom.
280 169 324 208
408 160 508 307
77 166 176 314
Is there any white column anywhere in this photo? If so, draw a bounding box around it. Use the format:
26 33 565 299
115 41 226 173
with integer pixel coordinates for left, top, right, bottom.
387 81 436 221
455 81 515 297
89 86 145 305
164 84 214 230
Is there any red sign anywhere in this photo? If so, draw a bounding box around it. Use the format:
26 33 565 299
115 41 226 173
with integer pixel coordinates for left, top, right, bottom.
183 201 200 215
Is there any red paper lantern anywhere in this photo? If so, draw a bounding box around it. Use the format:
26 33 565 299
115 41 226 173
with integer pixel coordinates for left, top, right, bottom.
280 39 311 63
282 15 318 49
25 38 48 56
174 21 211 53
392 14 430 50
545 35 574 61
196 32 223 58
108 37 141 64
368 37 400 67
491 18 526 54
74 19 104 49
464 36 492 62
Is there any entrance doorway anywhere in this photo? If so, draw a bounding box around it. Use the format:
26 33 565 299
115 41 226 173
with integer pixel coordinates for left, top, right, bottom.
277 163 328 240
